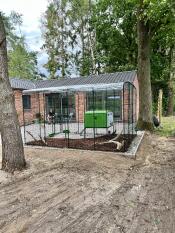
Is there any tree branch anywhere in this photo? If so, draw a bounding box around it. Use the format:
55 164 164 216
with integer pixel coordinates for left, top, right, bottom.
0 38 5 47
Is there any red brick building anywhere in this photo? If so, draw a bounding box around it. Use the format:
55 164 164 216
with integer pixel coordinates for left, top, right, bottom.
10 79 44 125
10 70 139 125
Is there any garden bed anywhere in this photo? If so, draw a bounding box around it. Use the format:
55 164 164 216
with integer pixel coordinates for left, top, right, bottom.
26 134 135 152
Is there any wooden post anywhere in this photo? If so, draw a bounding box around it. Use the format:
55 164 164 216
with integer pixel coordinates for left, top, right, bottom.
157 89 163 124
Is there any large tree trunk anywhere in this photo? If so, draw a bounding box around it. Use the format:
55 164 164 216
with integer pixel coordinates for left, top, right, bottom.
0 14 26 172
167 46 175 116
137 2 154 131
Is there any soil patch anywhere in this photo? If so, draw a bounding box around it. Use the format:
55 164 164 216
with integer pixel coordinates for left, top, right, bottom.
26 134 135 152
0 134 175 233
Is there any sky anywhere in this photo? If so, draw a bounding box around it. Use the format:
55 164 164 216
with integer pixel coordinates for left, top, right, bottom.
0 0 49 75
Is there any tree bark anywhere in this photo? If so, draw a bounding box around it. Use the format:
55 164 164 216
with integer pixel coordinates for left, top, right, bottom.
137 1 154 131
0 14 26 172
87 31 96 74
80 18 86 76
167 46 175 116
88 0 96 75
60 0 65 78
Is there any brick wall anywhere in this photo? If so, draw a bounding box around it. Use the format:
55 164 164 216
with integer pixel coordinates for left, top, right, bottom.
14 90 44 125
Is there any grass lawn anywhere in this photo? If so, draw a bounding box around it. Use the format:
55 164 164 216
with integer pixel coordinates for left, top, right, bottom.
155 116 175 137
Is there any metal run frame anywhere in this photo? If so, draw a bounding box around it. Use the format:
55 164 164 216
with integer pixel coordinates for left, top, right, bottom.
22 81 137 153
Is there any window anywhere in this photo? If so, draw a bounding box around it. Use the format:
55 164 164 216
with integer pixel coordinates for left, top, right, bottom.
46 93 75 117
23 95 31 110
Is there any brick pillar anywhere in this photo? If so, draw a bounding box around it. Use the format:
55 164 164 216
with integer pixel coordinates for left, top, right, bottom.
13 90 23 125
75 92 86 123
39 93 45 120
123 89 129 122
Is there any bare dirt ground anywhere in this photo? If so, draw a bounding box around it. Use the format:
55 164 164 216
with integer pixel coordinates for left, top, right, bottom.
0 133 175 233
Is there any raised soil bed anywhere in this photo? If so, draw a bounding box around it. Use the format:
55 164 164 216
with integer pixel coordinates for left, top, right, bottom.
26 134 135 152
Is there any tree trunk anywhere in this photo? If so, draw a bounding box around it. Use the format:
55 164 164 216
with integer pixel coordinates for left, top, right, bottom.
167 46 175 116
87 29 96 75
0 14 26 172
88 0 96 75
60 0 65 78
137 2 154 131
80 19 86 76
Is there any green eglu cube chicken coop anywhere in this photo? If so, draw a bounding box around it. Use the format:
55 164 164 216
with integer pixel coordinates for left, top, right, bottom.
84 110 113 128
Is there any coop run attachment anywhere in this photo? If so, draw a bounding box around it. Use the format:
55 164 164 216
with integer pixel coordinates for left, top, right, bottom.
22 81 137 152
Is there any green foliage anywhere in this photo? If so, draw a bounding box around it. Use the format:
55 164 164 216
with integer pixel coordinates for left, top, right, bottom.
69 0 96 76
42 0 98 77
150 1 175 113
155 117 175 137
92 0 137 73
2 11 38 80
42 0 71 79
8 40 38 79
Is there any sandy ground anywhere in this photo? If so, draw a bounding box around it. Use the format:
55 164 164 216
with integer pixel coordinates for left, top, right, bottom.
0 133 175 233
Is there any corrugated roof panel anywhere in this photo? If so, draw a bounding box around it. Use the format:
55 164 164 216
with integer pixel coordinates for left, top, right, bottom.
10 70 137 90
10 78 36 90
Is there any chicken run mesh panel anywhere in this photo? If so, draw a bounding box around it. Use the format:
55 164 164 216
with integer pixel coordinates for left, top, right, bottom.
23 81 137 152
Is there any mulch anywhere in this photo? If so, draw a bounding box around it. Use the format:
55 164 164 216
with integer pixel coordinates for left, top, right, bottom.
26 134 135 152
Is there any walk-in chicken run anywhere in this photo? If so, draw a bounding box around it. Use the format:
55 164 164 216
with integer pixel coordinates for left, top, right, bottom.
23 81 137 153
